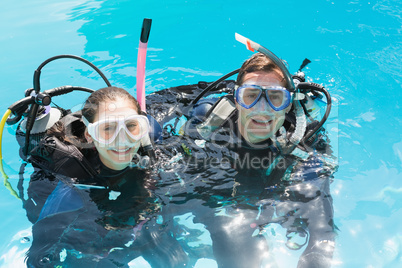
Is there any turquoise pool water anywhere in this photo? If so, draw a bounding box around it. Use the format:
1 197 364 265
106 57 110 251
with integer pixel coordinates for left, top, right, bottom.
0 0 401 267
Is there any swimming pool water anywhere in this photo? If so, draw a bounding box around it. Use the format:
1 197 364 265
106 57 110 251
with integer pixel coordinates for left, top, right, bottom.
0 0 401 267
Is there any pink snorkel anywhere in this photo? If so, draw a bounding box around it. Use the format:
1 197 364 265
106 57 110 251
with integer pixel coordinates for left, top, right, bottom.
136 18 152 111
135 18 162 156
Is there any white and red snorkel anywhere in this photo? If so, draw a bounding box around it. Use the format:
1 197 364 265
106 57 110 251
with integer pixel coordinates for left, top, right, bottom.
235 33 295 92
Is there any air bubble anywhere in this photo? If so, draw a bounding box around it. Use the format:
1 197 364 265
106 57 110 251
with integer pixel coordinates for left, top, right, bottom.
39 255 52 264
20 237 30 243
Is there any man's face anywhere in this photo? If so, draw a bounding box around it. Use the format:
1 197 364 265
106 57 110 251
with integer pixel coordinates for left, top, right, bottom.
236 71 292 144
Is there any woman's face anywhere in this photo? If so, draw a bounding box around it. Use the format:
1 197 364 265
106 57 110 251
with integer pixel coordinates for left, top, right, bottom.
86 98 141 170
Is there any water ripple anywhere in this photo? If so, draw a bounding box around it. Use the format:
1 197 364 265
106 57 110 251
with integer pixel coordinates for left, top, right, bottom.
373 0 402 20
366 43 402 80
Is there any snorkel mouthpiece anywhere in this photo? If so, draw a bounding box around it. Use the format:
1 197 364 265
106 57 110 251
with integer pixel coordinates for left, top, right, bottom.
235 33 295 92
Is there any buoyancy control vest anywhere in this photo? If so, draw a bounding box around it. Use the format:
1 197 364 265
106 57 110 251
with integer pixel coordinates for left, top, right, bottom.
29 111 100 181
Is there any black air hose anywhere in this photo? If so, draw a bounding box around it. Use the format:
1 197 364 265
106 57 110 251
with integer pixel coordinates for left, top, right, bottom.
297 82 332 145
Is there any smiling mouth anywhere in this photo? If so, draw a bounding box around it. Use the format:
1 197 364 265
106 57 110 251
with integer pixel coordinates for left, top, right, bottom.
110 147 132 154
251 118 273 126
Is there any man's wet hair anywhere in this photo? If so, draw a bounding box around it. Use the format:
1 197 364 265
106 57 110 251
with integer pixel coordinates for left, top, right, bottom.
236 53 289 88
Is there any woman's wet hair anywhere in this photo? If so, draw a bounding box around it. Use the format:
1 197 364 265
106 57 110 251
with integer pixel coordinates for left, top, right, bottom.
82 87 141 123
236 53 290 88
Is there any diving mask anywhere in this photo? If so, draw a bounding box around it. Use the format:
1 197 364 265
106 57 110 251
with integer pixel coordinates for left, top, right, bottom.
235 84 292 111
84 114 150 145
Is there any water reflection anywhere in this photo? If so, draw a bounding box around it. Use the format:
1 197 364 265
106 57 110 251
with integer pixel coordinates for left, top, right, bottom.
25 167 189 267
1 0 402 266
155 128 337 267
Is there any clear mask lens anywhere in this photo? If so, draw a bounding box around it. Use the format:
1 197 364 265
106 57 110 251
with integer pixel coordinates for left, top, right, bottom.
237 85 291 110
89 115 150 145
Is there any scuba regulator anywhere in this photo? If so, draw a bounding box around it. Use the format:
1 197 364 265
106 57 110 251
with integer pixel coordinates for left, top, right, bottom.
2 55 111 160
292 58 332 148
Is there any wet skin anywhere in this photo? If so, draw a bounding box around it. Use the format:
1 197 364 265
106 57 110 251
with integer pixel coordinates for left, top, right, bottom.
85 98 141 170
236 71 292 144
